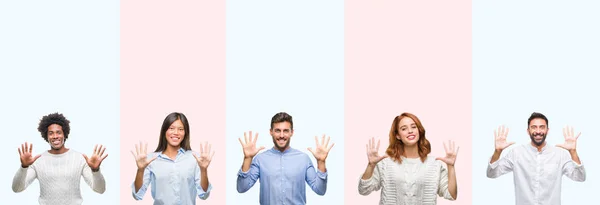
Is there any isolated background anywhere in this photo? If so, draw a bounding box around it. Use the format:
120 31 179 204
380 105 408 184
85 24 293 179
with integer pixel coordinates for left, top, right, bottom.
472 1 600 204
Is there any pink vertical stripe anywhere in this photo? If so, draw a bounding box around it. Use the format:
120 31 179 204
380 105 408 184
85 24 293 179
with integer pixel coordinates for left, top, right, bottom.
345 1 472 204
120 1 226 204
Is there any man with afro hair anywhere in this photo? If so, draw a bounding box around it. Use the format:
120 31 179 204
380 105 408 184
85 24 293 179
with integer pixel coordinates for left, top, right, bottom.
12 113 108 205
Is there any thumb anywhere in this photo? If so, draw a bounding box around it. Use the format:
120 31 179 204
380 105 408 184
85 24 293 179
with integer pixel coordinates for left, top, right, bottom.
33 154 41 161
149 156 158 163
435 157 444 161
307 147 314 154
257 146 265 152
82 154 89 161
508 141 516 146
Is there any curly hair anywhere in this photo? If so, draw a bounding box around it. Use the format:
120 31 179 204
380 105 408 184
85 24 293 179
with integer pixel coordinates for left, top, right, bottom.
386 112 431 163
37 113 70 142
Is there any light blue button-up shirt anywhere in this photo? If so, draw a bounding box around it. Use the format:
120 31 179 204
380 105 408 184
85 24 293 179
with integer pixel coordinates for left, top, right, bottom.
237 147 328 205
132 148 212 205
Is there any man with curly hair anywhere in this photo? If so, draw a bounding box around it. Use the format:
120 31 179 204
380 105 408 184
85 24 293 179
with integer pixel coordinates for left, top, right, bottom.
12 113 108 205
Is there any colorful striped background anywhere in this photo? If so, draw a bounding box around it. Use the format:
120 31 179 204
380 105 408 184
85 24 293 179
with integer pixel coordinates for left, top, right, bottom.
2 0 599 204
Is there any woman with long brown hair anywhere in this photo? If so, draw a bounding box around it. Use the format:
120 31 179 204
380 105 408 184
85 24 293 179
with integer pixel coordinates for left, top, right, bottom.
358 112 458 204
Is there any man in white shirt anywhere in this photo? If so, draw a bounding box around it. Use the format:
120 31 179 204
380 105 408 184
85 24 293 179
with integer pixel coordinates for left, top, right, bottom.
487 112 586 205
12 113 108 205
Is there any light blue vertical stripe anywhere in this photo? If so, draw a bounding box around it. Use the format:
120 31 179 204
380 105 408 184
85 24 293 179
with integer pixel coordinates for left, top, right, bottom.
473 1 600 204
0 1 119 204
225 0 344 204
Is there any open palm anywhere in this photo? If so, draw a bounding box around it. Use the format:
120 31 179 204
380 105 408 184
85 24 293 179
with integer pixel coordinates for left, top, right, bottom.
18 142 41 168
557 126 580 151
308 135 334 162
131 142 157 170
436 140 459 166
366 137 387 166
494 125 515 151
83 144 108 170
238 131 264 159
194 142 215 169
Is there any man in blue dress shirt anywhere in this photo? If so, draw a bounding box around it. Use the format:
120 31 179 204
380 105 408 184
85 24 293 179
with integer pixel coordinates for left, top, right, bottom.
237 112 335 205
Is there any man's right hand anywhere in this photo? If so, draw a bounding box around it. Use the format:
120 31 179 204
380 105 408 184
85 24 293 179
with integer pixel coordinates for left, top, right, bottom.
18 142 41 168
494 125 515 152
131 142 157 171
238 131 264 159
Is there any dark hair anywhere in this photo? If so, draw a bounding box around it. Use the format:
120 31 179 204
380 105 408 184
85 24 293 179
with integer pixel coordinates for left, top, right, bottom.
271 112 293 130
386 112 431 163
155 112 191 152
37 113 70 142
528 112 548 127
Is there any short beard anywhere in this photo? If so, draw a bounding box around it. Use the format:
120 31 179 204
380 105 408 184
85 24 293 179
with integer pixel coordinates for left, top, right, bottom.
529 133 546 146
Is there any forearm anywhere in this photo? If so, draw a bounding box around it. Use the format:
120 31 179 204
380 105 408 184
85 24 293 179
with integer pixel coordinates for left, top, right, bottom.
91 170 106 193
447 165 457 200
134 169 144 192
317 160 326 173
361 164 376 180
241 157 252 172
12 167 30 192
569 150 581 164
490 150 502 164
200 167 209 191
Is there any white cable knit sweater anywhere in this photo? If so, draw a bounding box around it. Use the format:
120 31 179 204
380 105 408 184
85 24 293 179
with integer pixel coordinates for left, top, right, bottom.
359 156 455 205
12 149 106 205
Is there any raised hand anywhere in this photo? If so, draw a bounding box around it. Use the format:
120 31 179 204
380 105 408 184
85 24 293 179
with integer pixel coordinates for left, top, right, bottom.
194 142 215 170
436 140 459 166
308 135 334 162
494 125 515 151
556 126 580 151
238 131 264 159
366 137 388 166
18 142 41 168
130 142 157 170
82 144 108 171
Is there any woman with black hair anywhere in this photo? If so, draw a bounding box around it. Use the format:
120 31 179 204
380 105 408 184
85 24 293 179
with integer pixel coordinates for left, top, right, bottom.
131 112 214 205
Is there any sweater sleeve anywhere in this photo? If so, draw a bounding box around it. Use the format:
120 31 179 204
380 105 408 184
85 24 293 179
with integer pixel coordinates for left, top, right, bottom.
12 165 38 192
81 158 106 194
358 162 383 196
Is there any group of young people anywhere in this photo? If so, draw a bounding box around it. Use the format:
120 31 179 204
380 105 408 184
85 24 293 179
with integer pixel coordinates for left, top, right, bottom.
12 111 586 205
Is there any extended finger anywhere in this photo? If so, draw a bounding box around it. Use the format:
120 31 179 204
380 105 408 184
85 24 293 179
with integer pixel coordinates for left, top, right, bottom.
325 136 331 147
210 151 215 161
376 139 381 151
321 135 325 146
33 154 41 161
244 132 249 144
101 153 108 161
144 142 148 154
200 142 204 153
18 147 22 156
99 145 106 157
314 136 319 146
443 141 449 153
327 143 335 152
28 142 32 153
208 143 212 154
93 144 98 155
238 137 244 146
253 132 259 144
576 132 581 139
135 143 140 155
21 143 26 154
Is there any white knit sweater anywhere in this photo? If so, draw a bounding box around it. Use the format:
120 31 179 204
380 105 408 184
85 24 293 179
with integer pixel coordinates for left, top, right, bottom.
12 149 106 205
359 156 455 205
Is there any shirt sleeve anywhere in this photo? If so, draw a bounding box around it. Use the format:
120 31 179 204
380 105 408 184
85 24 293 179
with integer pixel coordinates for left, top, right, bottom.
131 164 153 200
195 162 212 200
560 149 586 182
437 162 455 200
237 156 260 193
487 149 515 178
81 162 106 194
305 156 327 196
358 161 382 196
12 165 37 193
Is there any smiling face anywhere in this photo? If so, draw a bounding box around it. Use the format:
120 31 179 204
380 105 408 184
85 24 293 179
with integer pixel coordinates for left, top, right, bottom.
397 117 420 146
270 121 293 151
165 119 185 148
47 124 65 151
528 118 548 147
